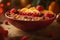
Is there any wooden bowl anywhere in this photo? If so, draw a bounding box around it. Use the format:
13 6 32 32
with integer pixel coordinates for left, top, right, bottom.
5 12 56 31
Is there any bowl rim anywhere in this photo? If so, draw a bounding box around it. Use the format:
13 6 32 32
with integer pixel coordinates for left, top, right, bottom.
5 12 56 22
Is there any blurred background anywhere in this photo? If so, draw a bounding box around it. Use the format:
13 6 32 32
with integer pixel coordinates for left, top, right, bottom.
0 0 60 13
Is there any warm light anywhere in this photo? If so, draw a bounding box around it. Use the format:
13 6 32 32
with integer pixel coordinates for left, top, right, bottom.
0 0 2 3
0 8 3 13
0 8 3 17
7 2 11 6
20 0 29 7
0 3 4 7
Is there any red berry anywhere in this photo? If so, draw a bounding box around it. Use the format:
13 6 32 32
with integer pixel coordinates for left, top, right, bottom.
44 13 54 18
10 8 16 13
22 13 26 15
20 12 26 15
27 13 33 16
22 35 27 40
36 5 44 11
33 13 39 17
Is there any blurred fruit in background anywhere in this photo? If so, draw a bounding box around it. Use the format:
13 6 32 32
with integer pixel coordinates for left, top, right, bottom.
19 0 32 8
20 0 29 7
6 2 11 6
0 7 3 13
0 0 12 22
0 3 4 7
48 1 59 14
0 7 4 19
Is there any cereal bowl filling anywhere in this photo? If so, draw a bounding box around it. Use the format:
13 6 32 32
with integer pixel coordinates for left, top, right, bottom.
7 6 55 21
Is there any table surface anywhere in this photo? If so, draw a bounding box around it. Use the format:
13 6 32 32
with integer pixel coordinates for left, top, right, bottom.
0 20 60 40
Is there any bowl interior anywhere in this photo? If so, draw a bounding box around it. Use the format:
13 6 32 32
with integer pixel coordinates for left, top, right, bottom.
5 12 56 22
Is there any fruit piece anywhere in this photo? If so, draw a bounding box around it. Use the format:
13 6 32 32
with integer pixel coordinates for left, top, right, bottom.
20 7 40 16
10 8 16 13
16 15 20 19
36 5 44 11
33 13 39 17
44 12 54 18
48 1 59 14
27 13 33 16
20 12 26 15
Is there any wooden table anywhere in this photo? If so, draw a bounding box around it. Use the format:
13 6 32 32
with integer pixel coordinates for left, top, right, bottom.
0 20 60 40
